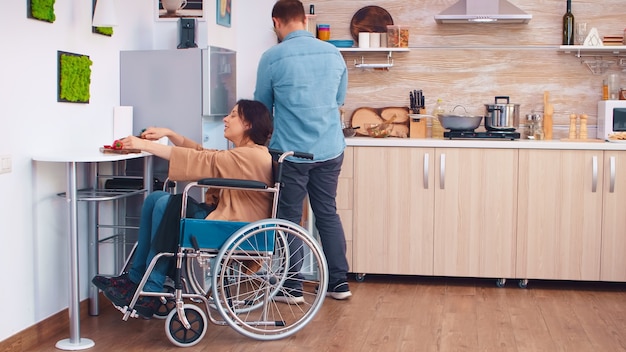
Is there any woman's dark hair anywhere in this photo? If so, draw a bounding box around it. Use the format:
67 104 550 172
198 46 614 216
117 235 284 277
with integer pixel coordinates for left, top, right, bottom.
272 0 305 24
237 99 273 145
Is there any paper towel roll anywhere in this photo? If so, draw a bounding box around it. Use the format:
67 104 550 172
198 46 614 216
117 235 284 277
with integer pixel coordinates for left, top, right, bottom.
369 33 381 48
113 106 133 139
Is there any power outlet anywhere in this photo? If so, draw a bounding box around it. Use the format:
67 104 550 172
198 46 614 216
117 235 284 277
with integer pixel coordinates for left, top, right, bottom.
0 155 12 174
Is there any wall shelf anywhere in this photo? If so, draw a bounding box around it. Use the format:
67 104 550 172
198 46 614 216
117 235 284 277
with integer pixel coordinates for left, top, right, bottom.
558 45 626 75
338 47 410 70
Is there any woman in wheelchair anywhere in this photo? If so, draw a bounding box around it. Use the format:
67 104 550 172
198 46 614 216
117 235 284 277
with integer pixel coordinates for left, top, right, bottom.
92 99 274 319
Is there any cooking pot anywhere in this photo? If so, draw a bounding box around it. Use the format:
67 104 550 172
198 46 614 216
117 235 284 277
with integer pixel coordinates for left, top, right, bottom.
438 105 483 131
484 96 520 131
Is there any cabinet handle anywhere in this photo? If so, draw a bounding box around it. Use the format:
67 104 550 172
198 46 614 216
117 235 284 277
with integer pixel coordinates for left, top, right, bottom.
592 155 598 192
439 153 446 190
423 153 429 189
610 156 616 193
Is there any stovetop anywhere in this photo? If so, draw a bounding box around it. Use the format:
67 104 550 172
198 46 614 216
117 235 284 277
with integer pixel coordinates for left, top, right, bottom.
444 130 520 140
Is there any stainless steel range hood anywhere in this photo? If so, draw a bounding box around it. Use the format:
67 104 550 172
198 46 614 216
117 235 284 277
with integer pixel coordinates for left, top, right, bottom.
434 0 532 24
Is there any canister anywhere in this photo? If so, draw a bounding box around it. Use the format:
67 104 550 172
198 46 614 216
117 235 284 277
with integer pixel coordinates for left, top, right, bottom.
317 24 330 41
620 88 626 100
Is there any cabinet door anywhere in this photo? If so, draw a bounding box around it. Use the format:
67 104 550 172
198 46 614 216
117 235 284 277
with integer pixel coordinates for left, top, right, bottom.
353 147 435 275
433 148 518 278
337 147 354 270
601 151 626 281
517 150 603 281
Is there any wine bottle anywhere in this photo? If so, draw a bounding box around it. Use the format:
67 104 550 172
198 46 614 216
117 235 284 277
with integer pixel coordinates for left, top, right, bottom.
562 0 575 45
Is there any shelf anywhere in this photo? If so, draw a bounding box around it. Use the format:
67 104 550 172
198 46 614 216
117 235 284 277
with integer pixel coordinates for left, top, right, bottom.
57 188 147 201
339 48 409 70
338 47 410 53
558 45 626 56
558 45 626 75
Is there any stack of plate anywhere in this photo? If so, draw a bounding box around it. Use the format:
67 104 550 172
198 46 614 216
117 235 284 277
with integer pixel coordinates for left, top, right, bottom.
328 40 354 48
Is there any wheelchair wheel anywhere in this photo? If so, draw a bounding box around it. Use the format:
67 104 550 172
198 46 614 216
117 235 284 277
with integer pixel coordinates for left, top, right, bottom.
211 218 328 340
164 304 208 348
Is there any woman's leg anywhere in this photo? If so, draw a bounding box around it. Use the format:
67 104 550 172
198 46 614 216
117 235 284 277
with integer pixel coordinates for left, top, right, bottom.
128 191 170 285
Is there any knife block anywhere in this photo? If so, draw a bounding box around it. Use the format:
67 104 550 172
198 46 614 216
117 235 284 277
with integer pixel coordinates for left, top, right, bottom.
409 109 427 138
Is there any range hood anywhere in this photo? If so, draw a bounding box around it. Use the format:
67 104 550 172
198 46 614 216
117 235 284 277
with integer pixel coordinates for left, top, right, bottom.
434 0 532 24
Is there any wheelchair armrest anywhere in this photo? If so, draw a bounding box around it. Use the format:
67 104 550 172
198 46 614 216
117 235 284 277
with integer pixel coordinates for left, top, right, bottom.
197 178 268 189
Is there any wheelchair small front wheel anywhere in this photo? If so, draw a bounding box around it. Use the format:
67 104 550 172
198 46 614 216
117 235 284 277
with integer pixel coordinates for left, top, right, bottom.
164 304 208 347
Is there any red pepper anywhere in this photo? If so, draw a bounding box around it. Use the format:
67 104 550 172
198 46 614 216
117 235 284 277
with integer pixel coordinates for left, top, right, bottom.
112 140 123 150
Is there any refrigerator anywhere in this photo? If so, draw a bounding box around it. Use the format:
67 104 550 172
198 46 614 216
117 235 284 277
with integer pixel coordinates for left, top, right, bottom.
108 47 236 272
120 46 237 181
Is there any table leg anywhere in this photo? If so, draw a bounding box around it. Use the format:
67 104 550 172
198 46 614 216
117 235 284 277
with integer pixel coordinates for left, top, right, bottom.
56 161 94 350
87 163 99 316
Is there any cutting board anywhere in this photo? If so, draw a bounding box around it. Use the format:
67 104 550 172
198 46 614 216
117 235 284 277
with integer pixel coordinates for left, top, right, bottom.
349 6 394 42
99 147 142 154
351 106 409 137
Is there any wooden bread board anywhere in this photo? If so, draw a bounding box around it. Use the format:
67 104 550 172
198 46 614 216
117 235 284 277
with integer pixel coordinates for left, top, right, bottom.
351 106 409 138
99 147 143 154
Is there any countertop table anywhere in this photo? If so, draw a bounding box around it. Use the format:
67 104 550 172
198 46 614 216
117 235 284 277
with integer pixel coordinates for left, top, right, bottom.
345 136 626 150
32 150 153 350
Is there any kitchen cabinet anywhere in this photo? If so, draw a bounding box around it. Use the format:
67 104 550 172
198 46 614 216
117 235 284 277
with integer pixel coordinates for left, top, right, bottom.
337 147 354 269
517 150 603 281
350 146 517 278
352 146 435 275
433 148 518 279
600 151 626 281
344 140 626 284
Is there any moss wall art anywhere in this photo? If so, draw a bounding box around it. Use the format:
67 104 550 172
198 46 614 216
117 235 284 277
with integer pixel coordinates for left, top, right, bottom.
57 51 93 103
28 0 56 23
93 26 114 36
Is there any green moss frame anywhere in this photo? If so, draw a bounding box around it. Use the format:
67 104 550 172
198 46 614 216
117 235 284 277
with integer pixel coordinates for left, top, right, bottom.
28 0 56 23
92 0 114 36
93 26 114 36
57 51 93 103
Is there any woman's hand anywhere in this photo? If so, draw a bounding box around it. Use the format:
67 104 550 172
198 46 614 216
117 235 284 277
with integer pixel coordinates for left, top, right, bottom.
140 127 172 141
118 136 150 150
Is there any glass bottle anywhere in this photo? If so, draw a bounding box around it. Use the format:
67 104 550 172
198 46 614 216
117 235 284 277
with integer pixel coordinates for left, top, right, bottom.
533 114 545 140
431 99 445 139
562 0 575 45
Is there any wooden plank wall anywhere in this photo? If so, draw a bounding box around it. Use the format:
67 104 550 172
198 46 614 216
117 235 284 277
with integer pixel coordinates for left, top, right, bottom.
308 0 626 138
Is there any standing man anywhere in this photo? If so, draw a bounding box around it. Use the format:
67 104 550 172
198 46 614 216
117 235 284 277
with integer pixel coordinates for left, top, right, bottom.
254 0 351 302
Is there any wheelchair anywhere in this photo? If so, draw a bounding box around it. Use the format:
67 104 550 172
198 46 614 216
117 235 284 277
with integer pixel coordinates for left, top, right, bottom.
113 150 329 347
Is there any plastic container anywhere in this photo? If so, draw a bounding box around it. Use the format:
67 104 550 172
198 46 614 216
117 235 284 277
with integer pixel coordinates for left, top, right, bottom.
387 25 409 48
317 24 330 41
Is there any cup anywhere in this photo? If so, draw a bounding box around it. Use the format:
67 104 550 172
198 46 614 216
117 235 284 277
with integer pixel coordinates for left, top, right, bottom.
162 0 187 14
576 22 588 45
358 32 370 48
607 73 620 100
369 33 381 48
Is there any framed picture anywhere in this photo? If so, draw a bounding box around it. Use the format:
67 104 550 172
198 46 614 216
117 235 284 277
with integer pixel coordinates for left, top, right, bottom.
156 0 204 21
216 0 231 27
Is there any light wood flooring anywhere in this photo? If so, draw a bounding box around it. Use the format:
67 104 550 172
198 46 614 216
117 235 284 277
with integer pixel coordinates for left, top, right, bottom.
12 275 626 351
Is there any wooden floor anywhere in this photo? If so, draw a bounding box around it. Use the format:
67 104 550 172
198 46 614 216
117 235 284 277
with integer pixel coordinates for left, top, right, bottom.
28 276 626 351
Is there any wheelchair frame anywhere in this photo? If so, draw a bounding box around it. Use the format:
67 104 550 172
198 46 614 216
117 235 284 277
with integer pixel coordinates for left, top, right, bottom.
111 150 329 347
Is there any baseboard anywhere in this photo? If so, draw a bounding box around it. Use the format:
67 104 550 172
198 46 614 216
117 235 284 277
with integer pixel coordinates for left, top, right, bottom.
0 297 95 352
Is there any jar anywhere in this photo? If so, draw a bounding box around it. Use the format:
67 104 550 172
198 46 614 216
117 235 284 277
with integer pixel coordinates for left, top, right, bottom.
620 88 626 100
317 24 330 41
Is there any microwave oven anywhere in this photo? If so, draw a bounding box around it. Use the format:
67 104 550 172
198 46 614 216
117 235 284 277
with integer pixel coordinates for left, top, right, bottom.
597 100 626 140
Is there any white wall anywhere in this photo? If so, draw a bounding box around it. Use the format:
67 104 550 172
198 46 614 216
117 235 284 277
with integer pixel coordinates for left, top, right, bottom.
0 0 276 342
